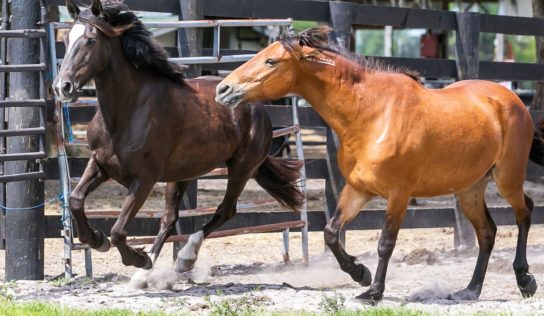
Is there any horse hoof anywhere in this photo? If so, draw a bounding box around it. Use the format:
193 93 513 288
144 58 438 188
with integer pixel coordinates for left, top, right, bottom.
519 274 538 298
141 255 153 270
355 287 383 304
174 258 195 273
351 264 372 287
95 231 111 252
448 288 480 301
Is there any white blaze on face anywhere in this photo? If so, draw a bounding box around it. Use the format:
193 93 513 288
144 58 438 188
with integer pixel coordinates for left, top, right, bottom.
56 24 85 98
66 24 86 56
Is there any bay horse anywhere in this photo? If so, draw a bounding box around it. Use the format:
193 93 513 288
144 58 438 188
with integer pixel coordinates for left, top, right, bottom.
53 0 303 274
216 27 542 301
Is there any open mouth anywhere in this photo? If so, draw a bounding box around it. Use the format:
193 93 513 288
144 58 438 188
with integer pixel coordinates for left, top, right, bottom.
216 93 243 108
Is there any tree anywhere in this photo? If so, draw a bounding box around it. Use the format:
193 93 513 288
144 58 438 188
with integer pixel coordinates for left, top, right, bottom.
533 0 544 110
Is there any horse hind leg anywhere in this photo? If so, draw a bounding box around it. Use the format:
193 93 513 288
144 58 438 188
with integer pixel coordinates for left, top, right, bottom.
494 163 538 297
174 159 258 273
449 176 496 301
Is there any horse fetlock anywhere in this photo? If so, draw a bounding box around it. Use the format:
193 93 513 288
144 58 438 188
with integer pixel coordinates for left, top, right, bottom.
94 231 111 252
174 257 196 273
517 273 537 297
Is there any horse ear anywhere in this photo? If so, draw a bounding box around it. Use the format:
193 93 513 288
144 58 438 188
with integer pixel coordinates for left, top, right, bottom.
65 0 80 19
91 0 103 17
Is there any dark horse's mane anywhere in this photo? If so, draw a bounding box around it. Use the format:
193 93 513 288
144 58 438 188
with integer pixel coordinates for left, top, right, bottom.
279 26 421 83
81 1 192 89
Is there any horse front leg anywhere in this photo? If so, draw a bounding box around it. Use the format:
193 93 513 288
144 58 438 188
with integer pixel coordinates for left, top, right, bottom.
69 155 111 251
356 192 409 302
148 181 190 263
325 185 375 286
111 179 155 269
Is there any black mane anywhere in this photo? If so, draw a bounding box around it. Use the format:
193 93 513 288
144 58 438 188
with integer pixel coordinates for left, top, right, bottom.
279 27 421 83
84 1 191 88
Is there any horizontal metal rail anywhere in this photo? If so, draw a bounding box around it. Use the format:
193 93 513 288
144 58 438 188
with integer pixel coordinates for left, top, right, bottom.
84 198 277 219
53 18 292 30
125 220 306 246
0 152 46 162
273 125 300 138
0 99 46 107
170 54 256 64
0 64 46 72
0 127 46 137
0 29 46 38
0 171 46 183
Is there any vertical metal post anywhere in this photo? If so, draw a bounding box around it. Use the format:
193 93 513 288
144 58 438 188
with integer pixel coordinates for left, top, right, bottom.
5 0 45 280
42 0 78 278
292 97 308 263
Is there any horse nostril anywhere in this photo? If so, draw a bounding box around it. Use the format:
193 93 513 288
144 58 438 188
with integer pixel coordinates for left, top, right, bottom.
62 81 73 94
217 84 231 96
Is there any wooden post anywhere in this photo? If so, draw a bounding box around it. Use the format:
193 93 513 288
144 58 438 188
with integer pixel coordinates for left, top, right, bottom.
5 0 45 280
326 1 352 245
178 0 203 78
453 12 479 249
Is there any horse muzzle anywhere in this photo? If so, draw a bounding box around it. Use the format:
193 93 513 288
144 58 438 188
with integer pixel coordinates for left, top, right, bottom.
53 77 80 103
215 83 244 108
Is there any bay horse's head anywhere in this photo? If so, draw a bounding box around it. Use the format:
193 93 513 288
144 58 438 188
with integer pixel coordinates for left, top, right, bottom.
216 27 334 108
53 0 190 102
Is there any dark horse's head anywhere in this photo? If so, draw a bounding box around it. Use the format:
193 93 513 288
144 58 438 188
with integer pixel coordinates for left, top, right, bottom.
53 0 190 102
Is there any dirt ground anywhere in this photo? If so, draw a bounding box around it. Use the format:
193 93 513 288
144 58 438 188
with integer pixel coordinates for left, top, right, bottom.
1 176 544 314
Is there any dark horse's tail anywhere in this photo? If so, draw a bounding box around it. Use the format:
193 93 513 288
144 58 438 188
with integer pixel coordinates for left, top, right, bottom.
530 131 544 166
254 156 304 211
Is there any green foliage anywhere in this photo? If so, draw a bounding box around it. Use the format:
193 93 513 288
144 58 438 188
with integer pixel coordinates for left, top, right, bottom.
206 294 269 316
0 281 16 301
319 291 346 314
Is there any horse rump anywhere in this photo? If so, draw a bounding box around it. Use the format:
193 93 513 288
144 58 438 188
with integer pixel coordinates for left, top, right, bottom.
254 156 304 212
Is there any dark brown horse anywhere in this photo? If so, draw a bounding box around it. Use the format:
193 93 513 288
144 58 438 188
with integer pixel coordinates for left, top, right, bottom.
53 0 303 274
216 27 542 301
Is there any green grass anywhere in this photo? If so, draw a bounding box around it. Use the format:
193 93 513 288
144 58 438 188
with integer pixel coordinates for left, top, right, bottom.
0 299 173 316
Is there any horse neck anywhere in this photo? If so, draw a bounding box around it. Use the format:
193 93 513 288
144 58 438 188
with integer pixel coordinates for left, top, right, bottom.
92 41 148 128
293 60 387 139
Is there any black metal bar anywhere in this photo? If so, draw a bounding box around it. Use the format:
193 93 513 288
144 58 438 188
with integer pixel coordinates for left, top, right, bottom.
0 127 45 137
0 99 46 107
0 151 45 162
0 64 46 72
0 29 46 38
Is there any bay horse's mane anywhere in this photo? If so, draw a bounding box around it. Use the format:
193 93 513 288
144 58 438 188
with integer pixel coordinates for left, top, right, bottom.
78 1 193 90
279 26 422 83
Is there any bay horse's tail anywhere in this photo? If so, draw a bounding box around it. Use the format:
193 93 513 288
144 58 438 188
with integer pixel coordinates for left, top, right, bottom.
530 131 544 166
254 156 304 211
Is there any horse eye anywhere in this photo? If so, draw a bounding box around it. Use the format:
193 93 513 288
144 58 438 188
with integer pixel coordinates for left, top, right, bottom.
86 38 96 46
265 58 277 66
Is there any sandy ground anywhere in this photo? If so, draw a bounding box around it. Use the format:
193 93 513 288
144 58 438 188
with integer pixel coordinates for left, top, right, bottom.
1 177 544 314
